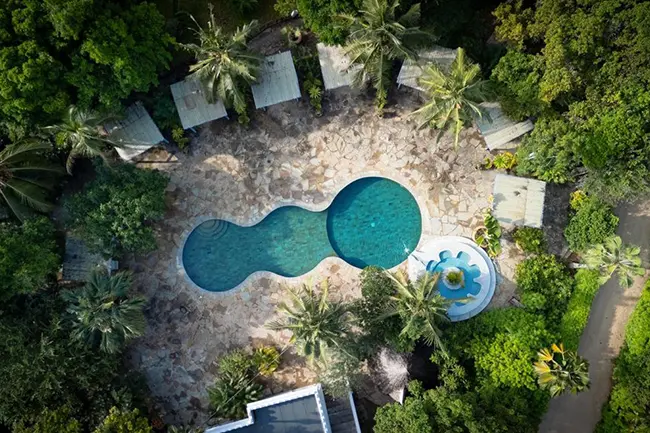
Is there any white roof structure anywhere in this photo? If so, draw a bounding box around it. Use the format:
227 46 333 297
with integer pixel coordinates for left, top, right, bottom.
171 75 228 130
316 43 359 90
492 174 546 228
397 46 457 91
104 103 164 161
476 102 534 150
251 51 301 109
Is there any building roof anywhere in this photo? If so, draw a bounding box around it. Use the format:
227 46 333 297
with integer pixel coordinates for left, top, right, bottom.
171 75 228 130
316 43 359 90
205 384 354 433
251 51 301 109
62 237 106 282
104 103 164 161
476 102 534 150
492 174 546 228
397 46 457 91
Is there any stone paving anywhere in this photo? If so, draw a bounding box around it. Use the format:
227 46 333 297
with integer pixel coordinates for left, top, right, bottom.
128 90 524 425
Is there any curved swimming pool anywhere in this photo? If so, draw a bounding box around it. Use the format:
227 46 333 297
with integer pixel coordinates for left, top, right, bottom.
181 177 422 292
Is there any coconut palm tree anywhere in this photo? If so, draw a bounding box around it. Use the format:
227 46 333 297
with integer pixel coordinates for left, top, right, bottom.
266 280 351 363
583 235 644 288
62 270 146 354
534 343 590 397
412 48 490 148
44 105 120 173
182 6 262 122
0 139 63 221
383 270 453 352
339 0 430 112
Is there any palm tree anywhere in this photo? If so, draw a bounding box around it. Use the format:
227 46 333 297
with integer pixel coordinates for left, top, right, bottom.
383 270 453 351
339 0 430 111
62 270 146 354
182 5 262 121
44 105 120 173
266 280 351 363
583 235 644 288
534 343 590 397
0 139 63 221
412 48 490 148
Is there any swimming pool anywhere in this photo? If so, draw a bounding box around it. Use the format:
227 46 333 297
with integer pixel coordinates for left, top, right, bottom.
181 177 422 292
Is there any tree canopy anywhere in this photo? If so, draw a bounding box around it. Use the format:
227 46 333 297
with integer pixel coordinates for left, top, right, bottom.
492 0 650 203
0 0 174 137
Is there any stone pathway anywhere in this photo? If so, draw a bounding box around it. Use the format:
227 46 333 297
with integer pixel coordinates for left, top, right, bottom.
129 90 523 425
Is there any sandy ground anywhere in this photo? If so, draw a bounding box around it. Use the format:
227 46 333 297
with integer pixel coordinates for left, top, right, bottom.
539 200 650 433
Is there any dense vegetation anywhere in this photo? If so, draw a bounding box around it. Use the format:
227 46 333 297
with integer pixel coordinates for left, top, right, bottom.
0 0 648 431
0 0 174 138
598 281 650 432
492 0 650 203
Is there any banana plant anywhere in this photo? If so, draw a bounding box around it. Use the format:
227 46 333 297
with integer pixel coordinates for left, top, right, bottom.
534 343 590 397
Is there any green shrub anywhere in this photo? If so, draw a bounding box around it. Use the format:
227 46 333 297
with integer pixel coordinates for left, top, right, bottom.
218 349 256 378
171 127 190 150
515 254 573 323
13 406 81 433
449 308 554 390
373 382 433 433
474 209 502 258
564 197 619 252
252 346 280 376
65 162 168 258
0 217 60 300
559 270 601 350
597 281 650 432
513 227 546 254
208 371 263 420
94 407 152 433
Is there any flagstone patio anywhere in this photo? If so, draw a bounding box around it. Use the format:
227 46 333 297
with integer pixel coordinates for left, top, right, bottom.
128 90 525 425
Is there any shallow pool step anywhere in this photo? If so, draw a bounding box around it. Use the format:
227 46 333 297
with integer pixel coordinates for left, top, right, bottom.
195 219 229 239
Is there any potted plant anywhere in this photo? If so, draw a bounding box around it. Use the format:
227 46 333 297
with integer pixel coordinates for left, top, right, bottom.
282 26 303 46
443 268 465 289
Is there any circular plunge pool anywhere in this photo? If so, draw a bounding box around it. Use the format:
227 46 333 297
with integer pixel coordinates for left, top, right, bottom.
181 177 422 292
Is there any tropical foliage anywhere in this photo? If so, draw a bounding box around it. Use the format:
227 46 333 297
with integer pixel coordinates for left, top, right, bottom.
514 227 546 255
0 292 141 428
62 271 146 354
340 0 429 111
13 406 81 433
45 105 120 173
252 346 281 376
93 407 152 433
182 8 261 123
0 217 59 300
383 270 452 351
65 162 168 258
412 48 490 148
584 236 644 288
0 0 174 137
473 208 502 258
352 266 409 352
516 254 573 323
492 0 650 203
208 350 266 420
564 196 619 253
266 280 352 363
559 269 602 350
534 343 590 397
0 140 63 221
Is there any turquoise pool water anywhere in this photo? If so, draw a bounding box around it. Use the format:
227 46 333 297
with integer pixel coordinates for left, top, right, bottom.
182 177 422 292
426 250 481 304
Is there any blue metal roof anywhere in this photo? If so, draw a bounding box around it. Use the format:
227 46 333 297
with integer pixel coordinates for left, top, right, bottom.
237 396 324 433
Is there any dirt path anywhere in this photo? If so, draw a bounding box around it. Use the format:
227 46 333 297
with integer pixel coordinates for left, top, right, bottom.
539 201 650 433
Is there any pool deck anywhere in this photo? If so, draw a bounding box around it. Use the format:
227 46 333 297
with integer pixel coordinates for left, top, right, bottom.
129 90 526 424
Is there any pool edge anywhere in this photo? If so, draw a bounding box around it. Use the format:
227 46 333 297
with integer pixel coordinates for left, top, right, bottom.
175 172 431 297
